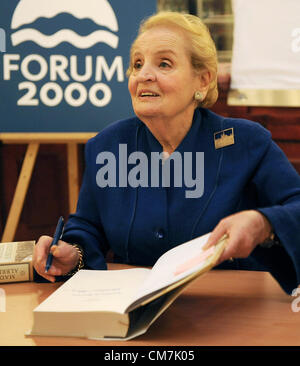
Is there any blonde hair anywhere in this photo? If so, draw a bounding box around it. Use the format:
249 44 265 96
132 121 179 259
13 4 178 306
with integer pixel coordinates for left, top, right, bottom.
127 11 218 108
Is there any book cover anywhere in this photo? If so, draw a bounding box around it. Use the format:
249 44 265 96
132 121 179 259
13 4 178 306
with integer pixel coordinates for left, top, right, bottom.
0 241 35 283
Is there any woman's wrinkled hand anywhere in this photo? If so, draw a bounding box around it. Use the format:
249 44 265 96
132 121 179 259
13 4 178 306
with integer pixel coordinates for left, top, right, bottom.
33 235 79 282
204 210 273 265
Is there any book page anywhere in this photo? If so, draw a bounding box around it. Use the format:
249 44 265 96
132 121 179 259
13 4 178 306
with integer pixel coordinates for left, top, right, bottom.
0 241 34 264
15 241 35 262
0 242 18 263
129 233 226 307
34 268 150 314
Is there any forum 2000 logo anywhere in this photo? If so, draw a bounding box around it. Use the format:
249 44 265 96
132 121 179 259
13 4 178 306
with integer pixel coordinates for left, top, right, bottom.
2 0 125 108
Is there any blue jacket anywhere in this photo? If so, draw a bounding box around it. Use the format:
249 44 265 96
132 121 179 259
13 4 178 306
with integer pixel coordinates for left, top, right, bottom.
62 108 300 294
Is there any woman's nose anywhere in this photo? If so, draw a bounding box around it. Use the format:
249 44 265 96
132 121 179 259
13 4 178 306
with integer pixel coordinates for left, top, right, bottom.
137 64 156 82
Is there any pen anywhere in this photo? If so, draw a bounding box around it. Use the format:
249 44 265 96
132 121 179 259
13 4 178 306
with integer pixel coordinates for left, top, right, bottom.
45 216 65 273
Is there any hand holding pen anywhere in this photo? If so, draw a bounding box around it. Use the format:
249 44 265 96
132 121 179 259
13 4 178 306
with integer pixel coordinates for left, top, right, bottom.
33 217 81 282
45 216 65 273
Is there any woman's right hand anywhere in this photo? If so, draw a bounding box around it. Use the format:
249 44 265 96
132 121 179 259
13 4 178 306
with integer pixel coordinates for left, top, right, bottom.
33 236 80 282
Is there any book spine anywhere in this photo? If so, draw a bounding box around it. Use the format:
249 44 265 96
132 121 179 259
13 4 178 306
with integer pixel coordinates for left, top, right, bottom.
0 262 33 283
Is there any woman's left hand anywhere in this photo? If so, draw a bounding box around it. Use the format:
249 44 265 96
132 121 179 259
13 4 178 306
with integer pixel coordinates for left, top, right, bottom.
205 210 273 265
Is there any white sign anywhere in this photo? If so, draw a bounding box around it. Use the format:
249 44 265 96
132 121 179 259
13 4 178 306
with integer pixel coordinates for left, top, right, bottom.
231 0 300 90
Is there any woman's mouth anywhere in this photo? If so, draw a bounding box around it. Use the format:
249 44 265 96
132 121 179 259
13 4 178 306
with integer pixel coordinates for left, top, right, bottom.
138 91 160 97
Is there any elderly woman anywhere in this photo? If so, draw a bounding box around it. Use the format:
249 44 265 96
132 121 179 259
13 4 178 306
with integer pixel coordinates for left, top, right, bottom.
33 12 300 294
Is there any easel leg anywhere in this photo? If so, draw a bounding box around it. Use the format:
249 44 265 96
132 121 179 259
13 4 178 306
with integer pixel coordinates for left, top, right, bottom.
1 143 39 242
67 143 79 214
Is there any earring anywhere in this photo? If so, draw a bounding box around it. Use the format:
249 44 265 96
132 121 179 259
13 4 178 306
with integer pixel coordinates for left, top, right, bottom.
194 91 204 101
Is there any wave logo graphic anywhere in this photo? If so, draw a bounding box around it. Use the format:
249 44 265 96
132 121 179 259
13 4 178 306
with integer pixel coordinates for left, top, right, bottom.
10 0 119 49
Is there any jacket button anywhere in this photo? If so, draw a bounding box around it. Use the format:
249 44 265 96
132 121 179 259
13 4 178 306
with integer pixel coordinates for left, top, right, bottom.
155 229 165 239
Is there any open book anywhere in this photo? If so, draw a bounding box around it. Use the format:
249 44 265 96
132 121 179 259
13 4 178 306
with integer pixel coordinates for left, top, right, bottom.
28 233 227 340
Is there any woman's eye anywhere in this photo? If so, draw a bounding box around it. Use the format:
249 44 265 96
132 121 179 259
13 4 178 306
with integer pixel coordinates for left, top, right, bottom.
133 61 142 70
159 61 171 68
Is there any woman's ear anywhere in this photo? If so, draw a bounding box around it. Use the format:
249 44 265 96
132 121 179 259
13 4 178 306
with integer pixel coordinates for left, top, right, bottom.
197 69 211 95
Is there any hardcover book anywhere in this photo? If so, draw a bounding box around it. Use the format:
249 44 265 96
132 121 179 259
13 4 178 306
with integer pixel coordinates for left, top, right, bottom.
28 233 227 340
0 241 35 283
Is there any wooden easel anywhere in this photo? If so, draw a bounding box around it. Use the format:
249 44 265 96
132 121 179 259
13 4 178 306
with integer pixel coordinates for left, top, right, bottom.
0 133 97 243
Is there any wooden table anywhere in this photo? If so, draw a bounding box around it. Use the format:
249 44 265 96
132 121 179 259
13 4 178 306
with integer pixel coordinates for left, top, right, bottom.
0 265 299 346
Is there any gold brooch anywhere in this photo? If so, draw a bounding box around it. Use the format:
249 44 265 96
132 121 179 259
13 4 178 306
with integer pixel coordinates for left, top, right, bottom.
214 128 235 149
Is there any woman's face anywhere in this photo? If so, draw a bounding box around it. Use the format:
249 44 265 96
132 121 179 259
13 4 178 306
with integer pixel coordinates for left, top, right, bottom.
128 26 202 123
